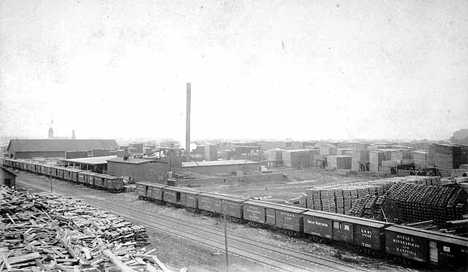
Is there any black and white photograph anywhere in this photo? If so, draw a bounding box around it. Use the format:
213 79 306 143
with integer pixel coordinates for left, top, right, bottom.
0 0 467 271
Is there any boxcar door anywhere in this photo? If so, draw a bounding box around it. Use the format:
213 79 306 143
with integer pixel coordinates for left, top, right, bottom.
429 241 438 265
333 221 354 243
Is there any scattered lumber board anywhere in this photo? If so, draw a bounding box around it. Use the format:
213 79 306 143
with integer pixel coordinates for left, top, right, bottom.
0 186 183 272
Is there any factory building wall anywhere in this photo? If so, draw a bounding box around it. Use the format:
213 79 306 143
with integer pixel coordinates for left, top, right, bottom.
107 161 169 183
182 163 259 176
13 151 65 159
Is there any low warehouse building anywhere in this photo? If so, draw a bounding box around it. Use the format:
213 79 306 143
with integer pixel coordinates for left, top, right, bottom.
61 155 117 174
181 160 259 176
107 158 173 184
7 139 118 159
0 166 16 188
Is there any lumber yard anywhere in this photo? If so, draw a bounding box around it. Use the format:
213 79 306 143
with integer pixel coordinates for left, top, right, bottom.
1 126 468 271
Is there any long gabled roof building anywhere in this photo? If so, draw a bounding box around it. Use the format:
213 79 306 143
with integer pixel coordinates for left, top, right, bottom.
7 139 118 159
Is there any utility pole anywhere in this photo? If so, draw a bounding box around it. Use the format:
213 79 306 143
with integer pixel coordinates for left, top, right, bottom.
223 204 229 272
186 83 191 162
50 171 53 193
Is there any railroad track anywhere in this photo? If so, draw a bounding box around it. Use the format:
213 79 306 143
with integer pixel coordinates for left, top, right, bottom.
16 173 369 272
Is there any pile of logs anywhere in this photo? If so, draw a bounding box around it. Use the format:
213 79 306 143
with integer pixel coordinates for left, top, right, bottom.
0 187 184 272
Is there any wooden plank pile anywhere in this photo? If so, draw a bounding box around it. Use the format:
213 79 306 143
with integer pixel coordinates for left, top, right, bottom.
382 183 467 223
305 176 441 215
0 187 183 272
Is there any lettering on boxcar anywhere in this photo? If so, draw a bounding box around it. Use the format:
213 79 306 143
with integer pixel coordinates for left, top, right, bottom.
306 219 329 227
360 229 372 239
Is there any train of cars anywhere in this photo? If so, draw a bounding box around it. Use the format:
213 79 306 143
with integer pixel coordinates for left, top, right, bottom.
3 157 467 268
2 158 124 192
136 181 468 268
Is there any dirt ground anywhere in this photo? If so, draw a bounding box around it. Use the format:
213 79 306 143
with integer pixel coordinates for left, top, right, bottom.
191 167 388 201
14 169 459 272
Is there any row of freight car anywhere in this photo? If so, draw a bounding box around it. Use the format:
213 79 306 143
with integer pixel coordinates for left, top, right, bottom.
136 181 468 268
2 158 124 192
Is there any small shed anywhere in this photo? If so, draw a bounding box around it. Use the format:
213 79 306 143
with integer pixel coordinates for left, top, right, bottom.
0 166 16 188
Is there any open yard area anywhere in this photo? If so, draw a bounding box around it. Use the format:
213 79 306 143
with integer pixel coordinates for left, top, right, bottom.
183 167 387 201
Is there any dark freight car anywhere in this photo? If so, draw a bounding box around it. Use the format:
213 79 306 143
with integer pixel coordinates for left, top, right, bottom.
386 225 468 266
303 211 333 239
304 210 387 250
267 203 307 232
385 225 429 263
352 219 387 250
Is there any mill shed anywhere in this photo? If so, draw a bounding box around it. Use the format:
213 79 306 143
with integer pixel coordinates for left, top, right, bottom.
0 166 16 188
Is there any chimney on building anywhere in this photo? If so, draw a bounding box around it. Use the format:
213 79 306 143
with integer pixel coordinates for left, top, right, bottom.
186 83 191 162
72 130 76 139
48 119 54 139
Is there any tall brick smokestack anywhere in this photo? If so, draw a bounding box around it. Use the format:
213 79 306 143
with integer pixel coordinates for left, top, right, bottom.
186 83 191 162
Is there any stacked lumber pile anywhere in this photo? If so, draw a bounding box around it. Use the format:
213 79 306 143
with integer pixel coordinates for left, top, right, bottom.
305 176 441 215
383 183 467 223
348 183 467 224
349 195 392 223
0 187 182 272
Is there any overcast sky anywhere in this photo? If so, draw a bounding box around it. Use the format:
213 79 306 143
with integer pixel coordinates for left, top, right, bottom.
1 0 467 143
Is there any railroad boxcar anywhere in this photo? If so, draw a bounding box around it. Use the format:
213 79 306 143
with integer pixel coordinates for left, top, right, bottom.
11 160 19 169
16 161 25 170
50 166 61 179
220 194 249 222
101 174 123 192
136 182 166 202
55 167 66 180
303 210 388 251
28 162 38 173
243 200 269 226
272 203 308 234
198 192 223 215
85 172 98 187
78 171 87 184
243 200 308 232
93 174 106 188
197 192 246 218
26 162 33 171
66 168 81 182
26 162 35 172
20 161 28 171
40 165 52 176
163 186 200 208
385 225 468 266
22 161 31 171
3 159 12 167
